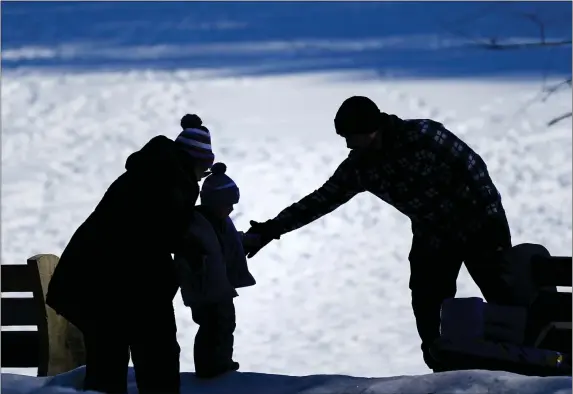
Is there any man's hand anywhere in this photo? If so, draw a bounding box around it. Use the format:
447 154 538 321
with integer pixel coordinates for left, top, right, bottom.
244 220 281 258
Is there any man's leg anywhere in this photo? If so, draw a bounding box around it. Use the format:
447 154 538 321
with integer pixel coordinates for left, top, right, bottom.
464 214 515 305
83 324 130 394
408 236 464 370
129 300 181 394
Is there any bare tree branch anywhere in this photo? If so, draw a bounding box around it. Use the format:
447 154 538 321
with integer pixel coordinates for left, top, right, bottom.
471 38 571 50
436 4 572 51
509 77 572 125
541 78 572 101
437 7 571 127
548 112 572 126
518 11 546 44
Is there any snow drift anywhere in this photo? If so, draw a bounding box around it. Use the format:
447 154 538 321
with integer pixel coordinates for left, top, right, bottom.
2 367 572 394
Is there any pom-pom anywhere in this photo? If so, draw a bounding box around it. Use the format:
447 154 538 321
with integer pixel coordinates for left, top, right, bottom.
210 162 227 175
180 114 203 129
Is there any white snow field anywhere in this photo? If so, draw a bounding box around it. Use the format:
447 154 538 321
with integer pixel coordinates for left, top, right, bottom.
1 68 572 394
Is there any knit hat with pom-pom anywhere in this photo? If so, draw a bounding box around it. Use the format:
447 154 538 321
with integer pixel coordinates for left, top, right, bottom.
175 114 215 168
200 162 240 206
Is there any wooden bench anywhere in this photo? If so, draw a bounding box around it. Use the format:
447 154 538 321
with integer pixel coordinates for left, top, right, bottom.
531 255 572 287
1 254 86 376
494 242 572 351
528 254 572 352
430 243 572 376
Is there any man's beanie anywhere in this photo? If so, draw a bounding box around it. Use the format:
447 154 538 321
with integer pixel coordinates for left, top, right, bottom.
175 114 215 168
334 96 381 136
200 162 240 206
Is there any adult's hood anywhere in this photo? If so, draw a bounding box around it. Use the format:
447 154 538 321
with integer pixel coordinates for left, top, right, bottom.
125 135 198 185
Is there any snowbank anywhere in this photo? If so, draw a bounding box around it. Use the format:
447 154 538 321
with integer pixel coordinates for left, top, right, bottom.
1 367 572 394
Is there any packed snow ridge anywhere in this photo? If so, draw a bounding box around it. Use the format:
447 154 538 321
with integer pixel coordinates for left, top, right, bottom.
1 365 572 394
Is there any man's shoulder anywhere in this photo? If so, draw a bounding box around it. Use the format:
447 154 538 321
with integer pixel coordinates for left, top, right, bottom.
341 150 365 171
404 118 467 143
347 149 361 161
405 118 445 130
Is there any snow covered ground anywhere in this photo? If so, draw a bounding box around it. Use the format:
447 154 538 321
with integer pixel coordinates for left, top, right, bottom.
2 68 571 394
1 2 571 394
2 365 573 394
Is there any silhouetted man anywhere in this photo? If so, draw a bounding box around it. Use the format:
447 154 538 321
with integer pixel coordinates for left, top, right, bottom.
244 96 515 371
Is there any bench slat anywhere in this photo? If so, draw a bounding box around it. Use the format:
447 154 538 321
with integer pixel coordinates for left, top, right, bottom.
1 330 39 367
532 256 572 287
532 290 572 324
1 297 38 326
1 264 34 293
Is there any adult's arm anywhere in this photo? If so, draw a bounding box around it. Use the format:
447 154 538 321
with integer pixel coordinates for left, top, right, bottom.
265 155 365 237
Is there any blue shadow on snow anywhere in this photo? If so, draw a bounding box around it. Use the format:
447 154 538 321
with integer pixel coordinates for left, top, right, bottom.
2 367 571 394
1 1 571 78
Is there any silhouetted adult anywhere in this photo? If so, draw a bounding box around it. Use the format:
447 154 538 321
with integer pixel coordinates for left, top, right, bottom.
47 114 214 393
244 96 515 371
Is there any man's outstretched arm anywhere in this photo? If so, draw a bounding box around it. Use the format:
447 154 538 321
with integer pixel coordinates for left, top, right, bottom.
246 155 364 255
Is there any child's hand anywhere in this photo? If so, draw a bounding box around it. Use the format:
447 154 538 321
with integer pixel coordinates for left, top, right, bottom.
243 233 261 248
239 231 262 255
243 220 281 258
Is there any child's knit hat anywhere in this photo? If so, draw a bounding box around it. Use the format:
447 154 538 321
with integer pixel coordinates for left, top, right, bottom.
200 162 240 206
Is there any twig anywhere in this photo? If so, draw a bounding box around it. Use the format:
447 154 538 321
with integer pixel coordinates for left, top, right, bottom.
471 39 571 50
541 78 572 101
548 112 572 127
517 11 547 44
435 6 572 127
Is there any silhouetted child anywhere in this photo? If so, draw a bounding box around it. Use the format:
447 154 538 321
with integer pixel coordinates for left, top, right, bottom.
174 162 256 379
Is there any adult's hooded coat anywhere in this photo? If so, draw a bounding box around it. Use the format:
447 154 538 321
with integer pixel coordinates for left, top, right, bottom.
46 136 200 330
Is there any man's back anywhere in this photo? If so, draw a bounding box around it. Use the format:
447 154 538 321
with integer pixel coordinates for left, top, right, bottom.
350 118 504 239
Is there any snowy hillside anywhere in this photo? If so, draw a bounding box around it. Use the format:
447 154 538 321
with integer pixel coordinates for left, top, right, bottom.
3 69 571 379
1 1 571 394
